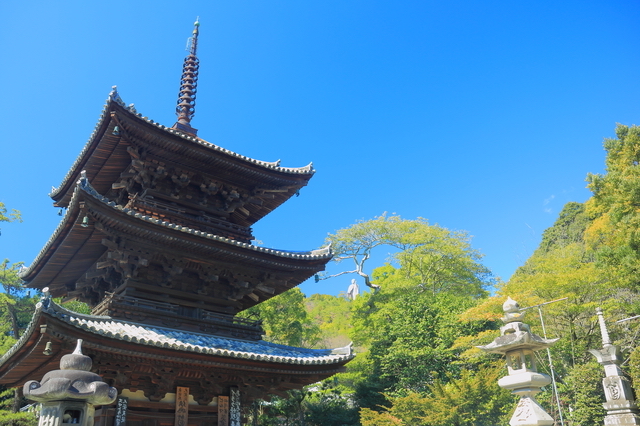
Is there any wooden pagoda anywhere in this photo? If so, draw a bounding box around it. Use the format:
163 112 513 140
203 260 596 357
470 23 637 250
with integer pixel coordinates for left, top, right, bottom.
0 20 352 425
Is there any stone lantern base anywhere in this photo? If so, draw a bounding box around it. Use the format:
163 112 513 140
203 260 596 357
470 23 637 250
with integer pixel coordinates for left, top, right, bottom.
604 413 640 426
510 396 554 426
40 401 95 426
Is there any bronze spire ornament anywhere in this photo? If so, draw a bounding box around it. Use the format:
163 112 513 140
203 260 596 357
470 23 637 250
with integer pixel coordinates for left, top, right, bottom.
173 18 200 136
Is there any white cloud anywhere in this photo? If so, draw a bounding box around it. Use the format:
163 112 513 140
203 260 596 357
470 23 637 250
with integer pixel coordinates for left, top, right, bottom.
543 195 555 206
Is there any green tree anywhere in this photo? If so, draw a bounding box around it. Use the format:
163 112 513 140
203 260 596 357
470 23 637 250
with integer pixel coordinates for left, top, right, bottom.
351 282 491 401
322 214 491 296
558 361 606 426
0 204 30 345
0 202 22 236
0 387 37 426
304 379 360 426
535 202 589 255
0 260 37 345
0 206 37 423
319 216 494 413
240 288 320 347
358 365 512 426
249 381 359 426
344 273 495 411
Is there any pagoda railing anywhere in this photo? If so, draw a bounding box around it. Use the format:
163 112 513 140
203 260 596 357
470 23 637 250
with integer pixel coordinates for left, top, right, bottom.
134 197 253 240
92 293 262 329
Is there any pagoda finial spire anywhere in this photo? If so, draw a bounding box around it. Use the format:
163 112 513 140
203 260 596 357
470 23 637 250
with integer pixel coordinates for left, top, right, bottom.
173 18 200 136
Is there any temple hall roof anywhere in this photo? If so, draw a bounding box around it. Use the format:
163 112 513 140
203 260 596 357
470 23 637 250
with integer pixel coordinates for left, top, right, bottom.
0 297 353 388
55 304 351 365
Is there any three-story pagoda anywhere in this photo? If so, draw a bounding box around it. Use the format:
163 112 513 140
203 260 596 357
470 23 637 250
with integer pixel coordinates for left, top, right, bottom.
0 20 352 426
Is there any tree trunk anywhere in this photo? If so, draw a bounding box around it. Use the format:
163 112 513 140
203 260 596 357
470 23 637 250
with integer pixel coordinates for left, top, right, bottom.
6 302 19 340
12 388 20 413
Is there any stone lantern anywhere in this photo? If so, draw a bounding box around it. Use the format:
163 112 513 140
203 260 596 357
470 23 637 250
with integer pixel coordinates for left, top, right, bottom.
478 297 558 426
23 339 117 426
589 308 640 425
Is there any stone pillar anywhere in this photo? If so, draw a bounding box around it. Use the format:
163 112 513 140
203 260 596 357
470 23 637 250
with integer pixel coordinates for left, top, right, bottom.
230 387 242 426
23 339 117 426
478 297 558 426
589 308 640 426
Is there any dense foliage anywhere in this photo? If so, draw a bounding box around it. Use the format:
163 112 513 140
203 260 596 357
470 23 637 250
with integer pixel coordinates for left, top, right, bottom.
240 288 321 347
253 124 640 425
253 217 504 424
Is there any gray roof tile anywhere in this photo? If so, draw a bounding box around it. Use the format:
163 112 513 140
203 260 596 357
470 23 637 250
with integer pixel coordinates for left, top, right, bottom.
46 300 352 365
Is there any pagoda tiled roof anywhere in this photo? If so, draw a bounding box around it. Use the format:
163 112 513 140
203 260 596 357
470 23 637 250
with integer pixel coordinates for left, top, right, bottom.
22 176 331 297
50 88 316 224
40 299 352 365
80 176 331 261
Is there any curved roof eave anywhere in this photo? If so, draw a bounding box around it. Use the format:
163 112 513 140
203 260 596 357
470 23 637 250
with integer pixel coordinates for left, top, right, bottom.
22 176 332 286
0 302 45 368
47 300 354 366
0 298 353 388
79 176 332 261
50 87 316 205
20 179 86 282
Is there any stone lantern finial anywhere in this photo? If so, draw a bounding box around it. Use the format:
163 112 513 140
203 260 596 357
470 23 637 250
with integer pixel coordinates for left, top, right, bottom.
502 296 525 324
59 339 93 371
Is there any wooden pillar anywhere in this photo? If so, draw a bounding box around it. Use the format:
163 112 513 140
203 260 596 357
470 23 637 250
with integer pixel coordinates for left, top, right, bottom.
174 386 189 426
218 396 229 426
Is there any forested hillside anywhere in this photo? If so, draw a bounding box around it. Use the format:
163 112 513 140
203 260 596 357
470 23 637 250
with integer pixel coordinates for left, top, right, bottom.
247 124 640 425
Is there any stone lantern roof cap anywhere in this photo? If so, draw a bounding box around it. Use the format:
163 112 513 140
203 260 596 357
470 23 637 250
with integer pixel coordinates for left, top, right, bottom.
23 339 117 405
478 328 558 355
477 297 559 355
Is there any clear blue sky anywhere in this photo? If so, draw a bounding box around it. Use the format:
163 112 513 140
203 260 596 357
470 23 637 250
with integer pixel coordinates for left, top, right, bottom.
1 1 640 297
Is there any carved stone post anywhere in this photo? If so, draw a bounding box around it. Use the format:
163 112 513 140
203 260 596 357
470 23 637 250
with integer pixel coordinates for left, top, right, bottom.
23 340 117 426
589 308 640 425
478 297 558 426
230 387 242 426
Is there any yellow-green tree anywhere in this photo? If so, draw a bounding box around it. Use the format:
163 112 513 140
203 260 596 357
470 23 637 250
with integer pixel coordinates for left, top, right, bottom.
359 366 512 426
306 294 352 349
586 124 640 290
